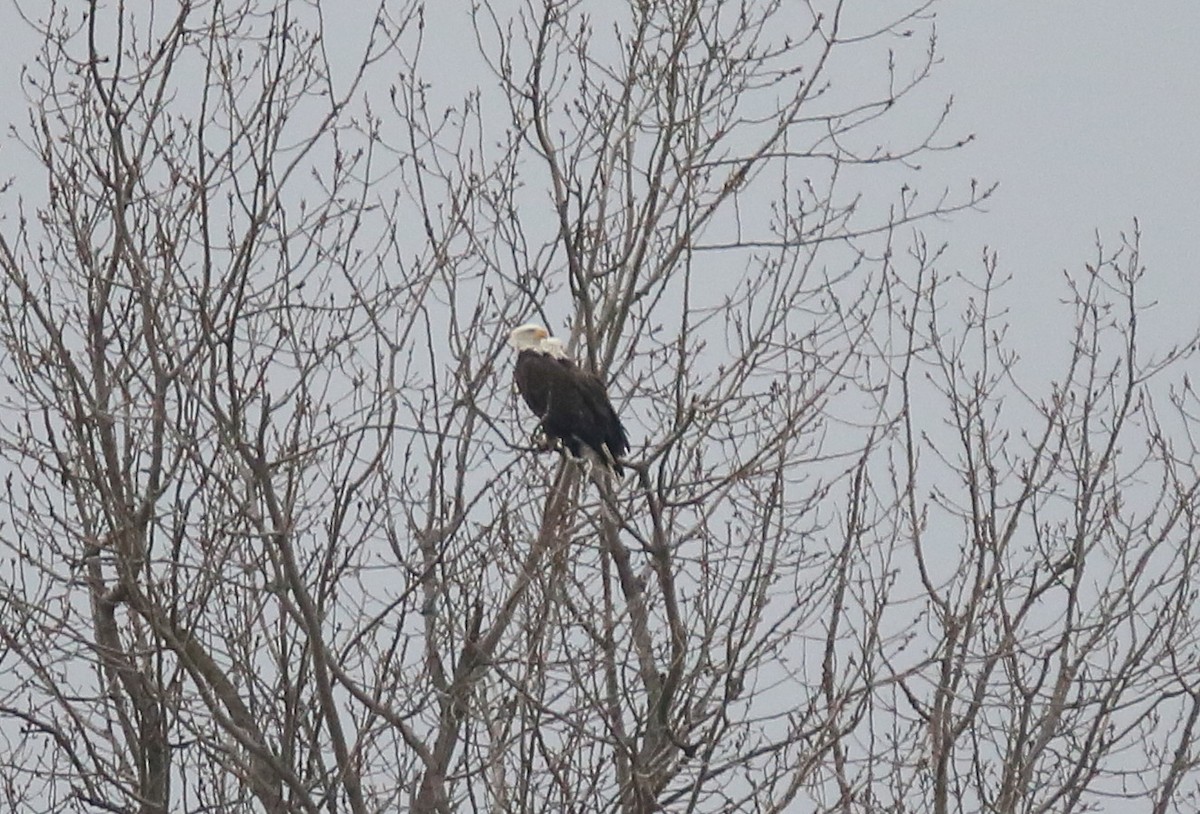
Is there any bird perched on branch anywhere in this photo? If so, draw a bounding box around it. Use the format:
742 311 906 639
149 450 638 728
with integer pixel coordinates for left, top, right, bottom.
508 323 630 477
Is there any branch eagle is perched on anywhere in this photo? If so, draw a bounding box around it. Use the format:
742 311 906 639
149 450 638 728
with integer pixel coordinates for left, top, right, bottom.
508 323 630 477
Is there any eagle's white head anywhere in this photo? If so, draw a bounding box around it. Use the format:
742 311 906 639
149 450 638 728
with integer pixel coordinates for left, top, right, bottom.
508 323 550 351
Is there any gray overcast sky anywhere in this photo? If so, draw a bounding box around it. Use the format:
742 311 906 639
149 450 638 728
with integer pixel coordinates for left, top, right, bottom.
932 1 1200 354
0 5 1192 809
0 1 1194 349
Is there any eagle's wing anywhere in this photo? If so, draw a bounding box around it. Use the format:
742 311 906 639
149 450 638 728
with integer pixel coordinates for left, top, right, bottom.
573 369 630 460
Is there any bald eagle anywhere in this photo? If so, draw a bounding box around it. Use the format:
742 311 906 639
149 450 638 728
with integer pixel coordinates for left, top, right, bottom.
508 323 630 477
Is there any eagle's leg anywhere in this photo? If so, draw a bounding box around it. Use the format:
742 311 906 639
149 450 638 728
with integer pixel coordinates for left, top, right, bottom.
561 438 591 478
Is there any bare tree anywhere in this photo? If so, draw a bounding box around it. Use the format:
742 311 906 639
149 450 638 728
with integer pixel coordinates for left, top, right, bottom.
879 230 1200 814
0 1 1196 813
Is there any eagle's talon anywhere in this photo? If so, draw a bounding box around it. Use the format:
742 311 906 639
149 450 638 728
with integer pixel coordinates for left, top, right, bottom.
529 430 557 451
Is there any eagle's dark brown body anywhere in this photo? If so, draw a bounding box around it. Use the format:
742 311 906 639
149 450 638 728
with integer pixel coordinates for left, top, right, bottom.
514 349 630 477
